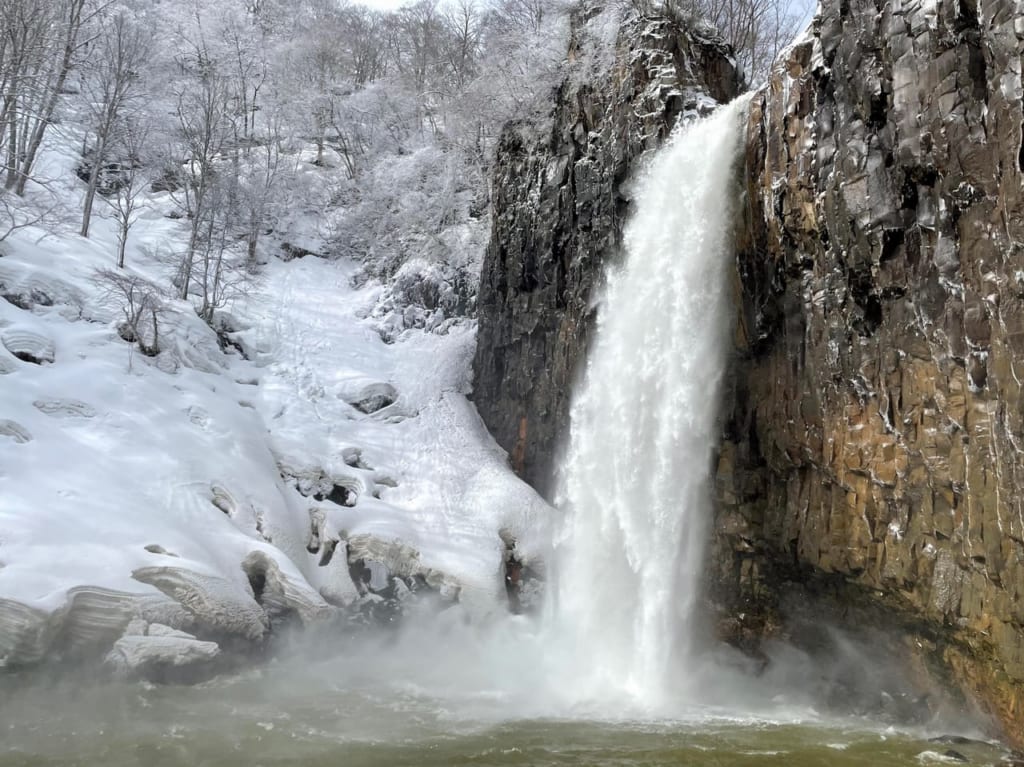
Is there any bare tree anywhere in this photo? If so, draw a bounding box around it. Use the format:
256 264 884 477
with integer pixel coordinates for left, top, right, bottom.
104 116 150 268
344 7 388 87
9 0 97 196
236 119 291 264
219 10 268 144
1 0 62 191
671 0 802 82
297 13 347 167
79 11 149 238
93 267 165 356
441 0 483 94
172 70 236 300
490 0 548 35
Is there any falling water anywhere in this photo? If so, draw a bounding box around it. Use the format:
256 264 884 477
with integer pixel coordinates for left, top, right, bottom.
552 95 752 706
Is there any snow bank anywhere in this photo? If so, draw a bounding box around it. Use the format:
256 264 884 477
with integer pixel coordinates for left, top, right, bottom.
0 151 551 671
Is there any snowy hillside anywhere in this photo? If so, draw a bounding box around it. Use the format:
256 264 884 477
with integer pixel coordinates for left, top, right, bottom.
0 141 551 674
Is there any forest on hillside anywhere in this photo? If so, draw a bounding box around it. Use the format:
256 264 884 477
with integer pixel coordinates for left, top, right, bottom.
0 0 799 340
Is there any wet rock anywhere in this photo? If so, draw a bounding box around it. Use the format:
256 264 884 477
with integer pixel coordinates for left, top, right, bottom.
472 1 740 494
930 736 989 748
712 0 1024 747
879 690 931 725
500 531 544 615
347 382 398 414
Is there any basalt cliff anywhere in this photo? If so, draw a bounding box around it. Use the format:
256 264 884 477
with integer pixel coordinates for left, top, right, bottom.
473 0 1024 745
472 3 741 497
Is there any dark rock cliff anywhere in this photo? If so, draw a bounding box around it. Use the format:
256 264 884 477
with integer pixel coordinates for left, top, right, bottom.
472 3 741 495
473 0 1024 746
714 0 1024 745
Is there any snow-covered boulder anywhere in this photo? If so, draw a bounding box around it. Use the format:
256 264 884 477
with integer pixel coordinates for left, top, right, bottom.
105 621 220 681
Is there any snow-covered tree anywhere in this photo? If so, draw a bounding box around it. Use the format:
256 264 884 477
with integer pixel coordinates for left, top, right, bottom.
79 10 150 238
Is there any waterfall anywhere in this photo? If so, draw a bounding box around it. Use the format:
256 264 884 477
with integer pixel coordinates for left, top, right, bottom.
551 95 751 706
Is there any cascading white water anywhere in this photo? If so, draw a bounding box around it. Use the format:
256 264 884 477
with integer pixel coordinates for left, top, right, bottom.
551 95 751 706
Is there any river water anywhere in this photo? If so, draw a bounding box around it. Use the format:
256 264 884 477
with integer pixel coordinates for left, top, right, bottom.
1 647 1006 767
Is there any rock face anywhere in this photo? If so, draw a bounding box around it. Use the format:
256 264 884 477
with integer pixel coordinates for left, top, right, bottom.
472 3 741 495
473 0 1024 747
714 0 1024 745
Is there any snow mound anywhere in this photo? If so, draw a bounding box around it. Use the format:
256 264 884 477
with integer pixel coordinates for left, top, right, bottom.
33 398 97 418
0 191 553 671
1 326 56 364
105 620 221 679
0 419 32 443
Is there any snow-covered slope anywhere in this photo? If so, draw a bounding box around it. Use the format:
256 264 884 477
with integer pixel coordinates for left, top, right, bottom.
0 153 550 671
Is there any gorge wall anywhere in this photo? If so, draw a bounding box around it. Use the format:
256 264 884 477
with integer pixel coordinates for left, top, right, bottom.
715 0 1024 744
472 3 741 497
474 0 1024 747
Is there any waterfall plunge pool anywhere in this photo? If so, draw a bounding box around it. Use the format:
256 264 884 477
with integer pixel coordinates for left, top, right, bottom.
1 652 1006 767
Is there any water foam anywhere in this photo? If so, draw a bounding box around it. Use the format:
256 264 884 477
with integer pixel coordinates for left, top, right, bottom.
548 94 752 707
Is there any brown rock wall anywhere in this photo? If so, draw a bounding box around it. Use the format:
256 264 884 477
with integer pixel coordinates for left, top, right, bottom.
717 0 1024 743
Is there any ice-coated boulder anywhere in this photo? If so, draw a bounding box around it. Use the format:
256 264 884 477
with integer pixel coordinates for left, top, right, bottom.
131 566 269 641
1 327 55 365
105 622 220 681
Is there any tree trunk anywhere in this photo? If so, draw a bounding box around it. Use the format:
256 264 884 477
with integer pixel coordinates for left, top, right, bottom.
117 226 128 268
81 168 100 237
15 0 85 196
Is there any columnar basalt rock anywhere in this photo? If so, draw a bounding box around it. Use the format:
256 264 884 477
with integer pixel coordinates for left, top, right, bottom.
473 0 1024 744
472 3 741 495
715 0 1024 744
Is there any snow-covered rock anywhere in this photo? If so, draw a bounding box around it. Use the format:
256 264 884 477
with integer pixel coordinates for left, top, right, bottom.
0 151 553 675
105 622 220 680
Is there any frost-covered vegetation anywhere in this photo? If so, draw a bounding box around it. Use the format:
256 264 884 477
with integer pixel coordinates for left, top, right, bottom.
0 0 572 332
0 0 569 675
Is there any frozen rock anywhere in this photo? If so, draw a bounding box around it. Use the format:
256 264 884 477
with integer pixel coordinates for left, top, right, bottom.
240 550 333 626
347 382 398 414
347 534 458 597
0 598 60 667
1 327 55 364
105 633 220 679
0 419 32 443
0 264 84 312
146 622 199 640
58 587 136 656
32 398 97 418
131 566 269 641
